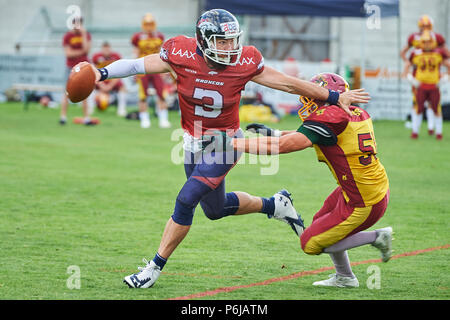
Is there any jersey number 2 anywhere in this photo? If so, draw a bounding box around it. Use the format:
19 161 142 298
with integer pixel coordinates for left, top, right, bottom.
193 88 223 118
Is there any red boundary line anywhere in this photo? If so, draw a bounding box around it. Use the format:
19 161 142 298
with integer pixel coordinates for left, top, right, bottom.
168 244 450 300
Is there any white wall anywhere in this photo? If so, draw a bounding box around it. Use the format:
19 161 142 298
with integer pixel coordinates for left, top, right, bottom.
0 0 200 55
329 0 450 69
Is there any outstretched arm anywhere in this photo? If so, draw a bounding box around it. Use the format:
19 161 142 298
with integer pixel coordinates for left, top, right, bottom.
233 132 313 155
73 53 173 83
251 66 370 116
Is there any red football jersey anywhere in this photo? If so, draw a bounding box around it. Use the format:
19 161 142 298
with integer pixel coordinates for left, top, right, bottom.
62 31 92 67
407 31 445 49
160 36 265 136
92 51 121 68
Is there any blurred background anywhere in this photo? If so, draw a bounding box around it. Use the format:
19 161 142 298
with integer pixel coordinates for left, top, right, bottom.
0 0 449 121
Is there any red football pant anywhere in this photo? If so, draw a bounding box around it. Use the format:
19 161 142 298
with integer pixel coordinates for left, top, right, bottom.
137 74 164 101
414 85 441 115
300 187 389 255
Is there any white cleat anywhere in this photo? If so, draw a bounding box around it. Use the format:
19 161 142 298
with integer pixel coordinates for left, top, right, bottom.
123 259 161 288
271 189 304 236
140 119 151 129
372 226 393 262
159 120 172 128
313 273 359 288
117 109 127 117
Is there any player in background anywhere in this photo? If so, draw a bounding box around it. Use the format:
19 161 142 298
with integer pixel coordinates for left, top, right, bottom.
210 73 392 288
74 9 370 289
60 16 95 125
403 31 450 140
400 15 449 135
92 41 128 117
131 13 171 128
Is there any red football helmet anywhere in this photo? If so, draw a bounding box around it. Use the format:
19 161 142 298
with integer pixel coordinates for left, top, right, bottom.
298 73 350 121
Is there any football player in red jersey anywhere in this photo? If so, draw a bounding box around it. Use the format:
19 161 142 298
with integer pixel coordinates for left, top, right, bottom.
131 13 171 128
74 9 370 288
400 15 449 134
402 31 450 140
60 16 95 125
92 42 128 116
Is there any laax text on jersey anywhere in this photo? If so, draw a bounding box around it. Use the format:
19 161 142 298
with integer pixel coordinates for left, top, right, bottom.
171 48 196 60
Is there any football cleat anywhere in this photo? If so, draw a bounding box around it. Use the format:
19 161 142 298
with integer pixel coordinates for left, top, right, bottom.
313 273 359 288
270 189 305 236
159 120 172 128
123 258 161 288
372 227 393 262
140 119 151 129
59 118 67 125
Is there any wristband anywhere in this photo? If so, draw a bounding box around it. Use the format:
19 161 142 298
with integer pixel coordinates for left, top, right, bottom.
272 129 281 137
327 89 340 105
98 68 108 81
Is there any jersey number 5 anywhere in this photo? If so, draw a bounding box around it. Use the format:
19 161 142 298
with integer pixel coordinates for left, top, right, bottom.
193 88 223 118
358 132 377 165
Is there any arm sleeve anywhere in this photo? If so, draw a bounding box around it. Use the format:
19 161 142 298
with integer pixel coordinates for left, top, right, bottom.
103 57 146 79
297 122 337 146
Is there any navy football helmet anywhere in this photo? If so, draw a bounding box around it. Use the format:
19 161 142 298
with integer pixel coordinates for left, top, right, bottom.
196 9 243 66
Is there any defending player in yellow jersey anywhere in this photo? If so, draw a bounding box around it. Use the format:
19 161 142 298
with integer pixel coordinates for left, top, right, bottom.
131 13 171 128
204 73 392 288
403 30 450 140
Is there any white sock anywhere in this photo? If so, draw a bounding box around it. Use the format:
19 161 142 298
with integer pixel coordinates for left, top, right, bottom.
87 93 95 116
426 108 434 131
139 111 150 122
159 108 169 123
118 92 127 115
435 113 443 135
329 251 354 278
411 111 423 134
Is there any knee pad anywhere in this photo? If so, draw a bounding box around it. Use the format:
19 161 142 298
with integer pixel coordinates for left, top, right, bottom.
171 199 195 226
172 178 211 226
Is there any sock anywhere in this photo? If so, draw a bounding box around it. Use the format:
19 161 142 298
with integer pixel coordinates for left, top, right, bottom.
260 196 275 217
159 108 169 122
60 115 67 121
83 116 91 124
118 92 127 115
152 253 167 270
323 231 377 253
411 111 423 134
329 251 354 278
139 111 150 122
426 108 434 131
434 113 443 135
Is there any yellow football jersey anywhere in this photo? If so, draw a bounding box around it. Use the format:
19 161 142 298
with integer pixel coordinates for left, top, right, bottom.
300 105 389 207
410 48 447 85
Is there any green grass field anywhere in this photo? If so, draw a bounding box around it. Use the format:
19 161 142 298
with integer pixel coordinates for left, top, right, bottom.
0 102 449 300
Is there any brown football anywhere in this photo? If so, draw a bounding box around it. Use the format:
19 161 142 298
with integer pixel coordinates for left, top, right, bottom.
66 64 96 103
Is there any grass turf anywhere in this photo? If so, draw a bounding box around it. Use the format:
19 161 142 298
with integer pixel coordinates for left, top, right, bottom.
0 102 449 300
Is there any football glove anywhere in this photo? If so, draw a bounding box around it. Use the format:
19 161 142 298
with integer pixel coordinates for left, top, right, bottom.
201 130 233 152
246 123 281 137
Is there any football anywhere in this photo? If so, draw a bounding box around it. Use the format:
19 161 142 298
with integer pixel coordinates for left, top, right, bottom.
66 64 96 103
